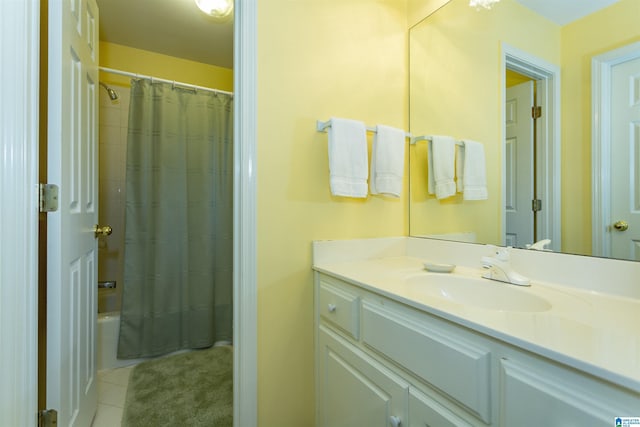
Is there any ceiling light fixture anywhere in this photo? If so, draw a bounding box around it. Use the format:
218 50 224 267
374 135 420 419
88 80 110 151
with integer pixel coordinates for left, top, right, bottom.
194 0 234 19
469 0 500 10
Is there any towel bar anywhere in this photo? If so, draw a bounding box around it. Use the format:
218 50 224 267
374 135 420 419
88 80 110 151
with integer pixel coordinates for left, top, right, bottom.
316 119 411 138
411 135 464 146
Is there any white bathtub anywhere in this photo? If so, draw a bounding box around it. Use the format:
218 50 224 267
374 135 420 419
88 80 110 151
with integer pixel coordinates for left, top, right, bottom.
97 312 232 371
97 312 145 371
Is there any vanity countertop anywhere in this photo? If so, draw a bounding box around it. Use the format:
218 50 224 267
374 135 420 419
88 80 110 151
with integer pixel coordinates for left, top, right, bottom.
313 255 640 393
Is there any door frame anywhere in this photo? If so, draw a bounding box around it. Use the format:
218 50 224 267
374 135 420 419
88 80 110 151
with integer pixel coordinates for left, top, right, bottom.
502 43 562 251
0 0 40 424
592 41 640 258
233 0 258 425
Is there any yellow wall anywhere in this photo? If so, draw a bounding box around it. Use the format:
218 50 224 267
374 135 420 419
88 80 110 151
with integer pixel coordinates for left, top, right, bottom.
257 0 408 424
560 0 640 255
408 0 560 243
506 69 533 88
408 0 449 27
98 41 233 91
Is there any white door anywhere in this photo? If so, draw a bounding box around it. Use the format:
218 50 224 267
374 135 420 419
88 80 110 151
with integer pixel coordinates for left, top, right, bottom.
505 81 535 248
610 55 640 260
47 0 100 425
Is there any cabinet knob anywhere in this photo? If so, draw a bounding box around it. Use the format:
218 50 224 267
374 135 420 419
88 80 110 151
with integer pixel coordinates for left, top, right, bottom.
389 415 401 427
327 303 337 313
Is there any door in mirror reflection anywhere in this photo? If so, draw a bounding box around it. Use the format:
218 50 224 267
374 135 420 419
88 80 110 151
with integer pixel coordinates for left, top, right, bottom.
610 55 640 260
505 80 534 247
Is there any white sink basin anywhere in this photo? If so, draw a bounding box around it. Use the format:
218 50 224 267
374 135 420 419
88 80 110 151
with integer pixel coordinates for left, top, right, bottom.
404 274 552 312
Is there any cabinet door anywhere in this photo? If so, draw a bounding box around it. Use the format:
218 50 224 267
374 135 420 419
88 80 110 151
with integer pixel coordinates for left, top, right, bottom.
409 387 474 427
500 358 637 426
318 325 408 427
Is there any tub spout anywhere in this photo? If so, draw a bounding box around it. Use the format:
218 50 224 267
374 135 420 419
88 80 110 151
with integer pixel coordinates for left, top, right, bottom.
98 280 116 289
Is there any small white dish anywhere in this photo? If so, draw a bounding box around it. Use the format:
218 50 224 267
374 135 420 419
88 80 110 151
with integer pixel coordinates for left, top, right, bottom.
423 262 456 273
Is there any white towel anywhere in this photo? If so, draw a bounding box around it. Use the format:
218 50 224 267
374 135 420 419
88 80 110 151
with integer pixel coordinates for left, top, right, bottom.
327 117 368 198
370 125 406 197
428 135 457 199
459 139 488 200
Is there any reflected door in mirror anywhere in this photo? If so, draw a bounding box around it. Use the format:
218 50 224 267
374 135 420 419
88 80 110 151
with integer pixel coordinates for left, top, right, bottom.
505 81 534 247
611 55 640 261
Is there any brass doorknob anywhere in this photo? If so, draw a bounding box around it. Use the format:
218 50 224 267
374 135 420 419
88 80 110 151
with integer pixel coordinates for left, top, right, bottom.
613 220 629 231
94 224 113 238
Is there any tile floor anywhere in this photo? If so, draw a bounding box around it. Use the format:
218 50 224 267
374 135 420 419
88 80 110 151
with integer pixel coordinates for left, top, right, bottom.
91 365 134 427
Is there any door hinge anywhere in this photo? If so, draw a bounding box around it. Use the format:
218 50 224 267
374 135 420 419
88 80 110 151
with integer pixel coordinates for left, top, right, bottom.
531 106 542 119
38 409 57 427
532 199 542 212
39 183 59 213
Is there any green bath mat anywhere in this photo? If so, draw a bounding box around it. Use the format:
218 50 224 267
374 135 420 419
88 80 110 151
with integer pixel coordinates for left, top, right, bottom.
122 346 233 427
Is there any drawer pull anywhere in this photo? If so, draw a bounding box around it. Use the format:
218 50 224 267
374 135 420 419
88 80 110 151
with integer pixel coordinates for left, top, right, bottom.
327 303 337 313
390 415 401 427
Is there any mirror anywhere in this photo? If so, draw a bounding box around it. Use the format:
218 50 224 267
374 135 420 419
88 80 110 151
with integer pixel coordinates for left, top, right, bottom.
409 0 640 260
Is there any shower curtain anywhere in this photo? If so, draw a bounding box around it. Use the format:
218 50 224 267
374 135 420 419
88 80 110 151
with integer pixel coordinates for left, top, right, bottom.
118 79 233 359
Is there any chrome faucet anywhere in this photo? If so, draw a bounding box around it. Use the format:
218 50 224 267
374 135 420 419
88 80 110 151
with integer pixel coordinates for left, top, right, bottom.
481 246 530 286
525 239 552 251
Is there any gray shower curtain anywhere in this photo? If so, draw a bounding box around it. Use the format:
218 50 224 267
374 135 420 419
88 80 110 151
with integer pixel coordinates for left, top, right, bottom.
118 79 233 359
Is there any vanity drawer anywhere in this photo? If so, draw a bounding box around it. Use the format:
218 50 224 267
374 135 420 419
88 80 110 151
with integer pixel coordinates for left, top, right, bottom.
318 279 360 340
362 300 491 423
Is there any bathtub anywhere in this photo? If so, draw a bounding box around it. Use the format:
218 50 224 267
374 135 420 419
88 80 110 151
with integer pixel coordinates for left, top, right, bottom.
97 312 232 371
97 312 145 371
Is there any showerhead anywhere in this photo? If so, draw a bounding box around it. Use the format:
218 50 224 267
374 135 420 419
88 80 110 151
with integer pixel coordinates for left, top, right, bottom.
99 82 119 101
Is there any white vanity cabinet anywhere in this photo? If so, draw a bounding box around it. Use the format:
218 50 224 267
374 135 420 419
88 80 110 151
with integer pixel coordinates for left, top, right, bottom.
314 272 640 427
316 274 489 426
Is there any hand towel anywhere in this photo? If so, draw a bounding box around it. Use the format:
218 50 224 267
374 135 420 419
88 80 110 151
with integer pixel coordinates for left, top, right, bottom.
370 125 406 197
427 135 457 199
327 117 368 198
459 139 488 200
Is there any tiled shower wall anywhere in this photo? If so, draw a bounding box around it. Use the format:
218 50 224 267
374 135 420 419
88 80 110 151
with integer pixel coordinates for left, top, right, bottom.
98 84 130 313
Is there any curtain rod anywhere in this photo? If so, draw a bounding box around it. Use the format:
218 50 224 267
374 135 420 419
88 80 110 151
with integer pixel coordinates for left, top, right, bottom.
98 66 234 97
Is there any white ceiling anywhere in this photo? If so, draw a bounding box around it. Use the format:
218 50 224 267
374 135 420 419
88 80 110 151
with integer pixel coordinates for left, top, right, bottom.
97 0 234 69
514 0 621 25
